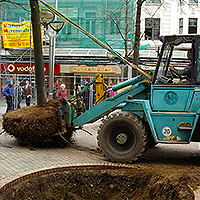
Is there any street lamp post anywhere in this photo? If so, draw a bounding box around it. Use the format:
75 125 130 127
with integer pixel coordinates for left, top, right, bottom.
40 9 65 100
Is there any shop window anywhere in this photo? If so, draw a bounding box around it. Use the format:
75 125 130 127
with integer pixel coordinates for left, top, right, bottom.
145 18 160 40
179 18 183 34
188 18 197 34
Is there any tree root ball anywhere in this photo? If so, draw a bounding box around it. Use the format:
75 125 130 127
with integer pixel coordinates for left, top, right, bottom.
2 100 70 146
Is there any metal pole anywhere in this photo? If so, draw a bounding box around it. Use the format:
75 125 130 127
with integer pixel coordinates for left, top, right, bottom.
48 36 55 100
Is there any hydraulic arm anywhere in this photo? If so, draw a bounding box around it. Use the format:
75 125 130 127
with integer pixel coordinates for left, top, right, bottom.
73 75 148 126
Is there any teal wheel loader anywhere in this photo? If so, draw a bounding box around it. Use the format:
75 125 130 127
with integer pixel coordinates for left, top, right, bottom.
58 35 200 163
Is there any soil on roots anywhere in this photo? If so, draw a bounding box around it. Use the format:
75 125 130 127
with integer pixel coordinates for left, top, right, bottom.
2 99 73 147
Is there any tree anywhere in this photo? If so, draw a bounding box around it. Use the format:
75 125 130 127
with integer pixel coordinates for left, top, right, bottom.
106 0 134 77
106 0 147 78
29 0 47 106
132 0 146 77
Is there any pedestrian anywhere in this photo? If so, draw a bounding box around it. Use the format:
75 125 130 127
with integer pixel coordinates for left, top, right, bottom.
53 83 59 99
15 81 22 109
2 78 15 112
57 83 67 99
22 80 32 106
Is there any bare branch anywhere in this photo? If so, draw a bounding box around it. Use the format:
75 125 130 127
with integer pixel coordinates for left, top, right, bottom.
0 0 29 12
107 11 126 41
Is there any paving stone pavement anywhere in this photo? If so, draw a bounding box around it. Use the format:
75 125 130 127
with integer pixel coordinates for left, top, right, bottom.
0 120 108 189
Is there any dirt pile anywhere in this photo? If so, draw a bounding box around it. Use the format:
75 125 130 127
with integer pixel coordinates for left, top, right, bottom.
0 167 197 200
2 100 71 146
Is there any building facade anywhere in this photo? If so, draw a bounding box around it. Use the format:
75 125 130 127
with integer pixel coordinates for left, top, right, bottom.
140 0 200 50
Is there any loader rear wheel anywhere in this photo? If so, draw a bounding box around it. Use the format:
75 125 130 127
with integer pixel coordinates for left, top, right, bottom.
97 111 148 163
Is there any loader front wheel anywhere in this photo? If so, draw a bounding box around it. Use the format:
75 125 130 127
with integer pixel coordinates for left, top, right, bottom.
97 111 148 163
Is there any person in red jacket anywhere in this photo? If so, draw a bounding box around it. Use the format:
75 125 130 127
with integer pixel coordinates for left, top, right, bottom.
57 84 67 99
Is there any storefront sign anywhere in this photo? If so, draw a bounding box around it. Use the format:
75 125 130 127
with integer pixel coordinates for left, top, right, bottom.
71 66 114 73
1 64 60 74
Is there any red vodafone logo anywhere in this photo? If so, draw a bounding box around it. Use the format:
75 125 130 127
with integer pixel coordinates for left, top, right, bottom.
7 64 15 72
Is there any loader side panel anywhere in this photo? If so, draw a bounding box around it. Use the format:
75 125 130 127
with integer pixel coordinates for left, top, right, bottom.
123 99 200 143
151 85 194 112
151 112 198 142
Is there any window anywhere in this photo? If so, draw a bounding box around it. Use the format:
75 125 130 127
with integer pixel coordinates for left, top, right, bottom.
179 18 183 34
189 0 198 3
196 37 200 82
145 18 160 40
146 0 161 3
85 12 96 19
67 23 71 35
110 20 118 35
110 20 114 34
188 18 197 34
109 12 120 35
85 12 96 34
86 21 90 32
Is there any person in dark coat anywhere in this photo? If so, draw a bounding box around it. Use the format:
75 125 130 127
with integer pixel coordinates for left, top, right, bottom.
22 80 32 106
2 79 15 112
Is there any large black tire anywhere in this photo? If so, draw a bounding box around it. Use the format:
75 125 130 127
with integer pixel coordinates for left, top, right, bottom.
97 111 148 163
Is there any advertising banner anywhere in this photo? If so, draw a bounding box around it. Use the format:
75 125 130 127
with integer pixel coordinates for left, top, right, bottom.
1 21 36 49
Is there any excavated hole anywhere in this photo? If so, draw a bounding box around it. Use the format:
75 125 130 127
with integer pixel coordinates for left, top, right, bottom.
0 166 195 200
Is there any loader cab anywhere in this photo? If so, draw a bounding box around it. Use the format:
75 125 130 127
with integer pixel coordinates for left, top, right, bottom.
146 35 200 143
150 35 200 112
152 35 200 85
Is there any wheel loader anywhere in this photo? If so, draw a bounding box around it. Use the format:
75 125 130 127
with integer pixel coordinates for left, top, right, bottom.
57 35 200 163
39 0 200 163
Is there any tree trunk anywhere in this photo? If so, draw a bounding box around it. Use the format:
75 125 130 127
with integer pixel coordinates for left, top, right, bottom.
133 0 144 77
30 0 47 106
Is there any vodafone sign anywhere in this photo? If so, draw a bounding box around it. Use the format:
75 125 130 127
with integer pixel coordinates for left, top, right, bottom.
6 64 35 73
1 64 60 74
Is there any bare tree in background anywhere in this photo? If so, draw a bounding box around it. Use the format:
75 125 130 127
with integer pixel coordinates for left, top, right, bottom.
106 0 134 77
106 0 147 78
